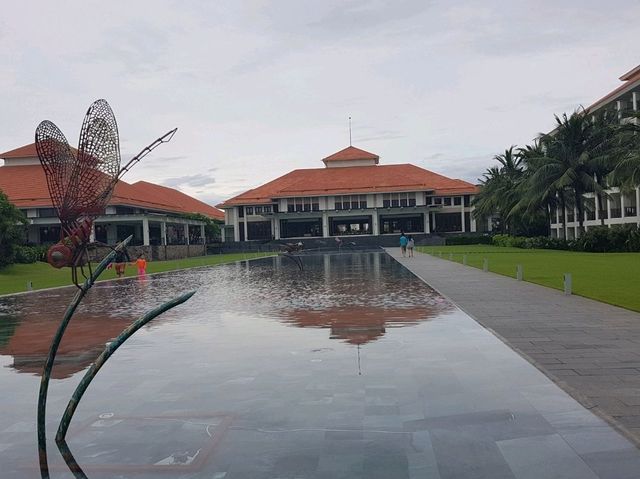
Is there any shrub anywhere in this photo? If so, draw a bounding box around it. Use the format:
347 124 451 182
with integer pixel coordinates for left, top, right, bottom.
14 245 48 264
445 235 493 245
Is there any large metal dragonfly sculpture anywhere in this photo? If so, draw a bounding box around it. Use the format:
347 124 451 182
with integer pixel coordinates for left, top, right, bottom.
35 100 195 479
35 99 177 286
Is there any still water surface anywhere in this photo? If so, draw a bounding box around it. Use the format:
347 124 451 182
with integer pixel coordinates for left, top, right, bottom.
0 252 637 478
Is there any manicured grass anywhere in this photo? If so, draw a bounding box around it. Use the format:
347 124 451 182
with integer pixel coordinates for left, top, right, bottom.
0 252 274 296
417 244 640 312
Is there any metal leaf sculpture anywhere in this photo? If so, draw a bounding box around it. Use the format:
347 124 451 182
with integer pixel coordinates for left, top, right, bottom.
35 100 193 479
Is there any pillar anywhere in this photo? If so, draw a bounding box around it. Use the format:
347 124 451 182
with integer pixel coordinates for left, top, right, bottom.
161 221 167 246
636 187 640 225
607 196 612 224
90 223 96 243
233 208 240 242
243 218 248 242
460 204 465 232
633 92 639 112
184 223 190 245
470 212 476 232
274 218 281 240
424 212 430 234
622 193 626 218
322 211 329 237
372 212 379 236
200 223 206 244
142 217 150 246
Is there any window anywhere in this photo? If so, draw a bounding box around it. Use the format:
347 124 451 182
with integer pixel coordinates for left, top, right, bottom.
383 193 390 208
246 206 254 215
453 197 462 206
334 195 367 210
426 196 433 205
384 192 415 208
263 205 272 213
254 206 262 214
287 197 319 212
444 197 452 206
38 208 57 218
295 198 303 212
434 197 442 205
287 199 295 213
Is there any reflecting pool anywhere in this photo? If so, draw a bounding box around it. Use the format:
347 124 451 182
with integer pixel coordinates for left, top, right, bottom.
0 252 638 478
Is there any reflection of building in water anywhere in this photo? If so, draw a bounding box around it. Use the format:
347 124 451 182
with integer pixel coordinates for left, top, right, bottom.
0 313 133 379
277 304 450 345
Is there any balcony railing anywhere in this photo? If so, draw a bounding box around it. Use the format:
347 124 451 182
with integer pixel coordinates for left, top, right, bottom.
625 206 637 216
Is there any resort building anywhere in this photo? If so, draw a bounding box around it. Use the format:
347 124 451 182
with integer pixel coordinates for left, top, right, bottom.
219 146 481 242
0 143 224 249
550 65 640 239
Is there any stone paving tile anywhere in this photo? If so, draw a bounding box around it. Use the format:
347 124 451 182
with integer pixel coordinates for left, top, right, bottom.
389 248 640 447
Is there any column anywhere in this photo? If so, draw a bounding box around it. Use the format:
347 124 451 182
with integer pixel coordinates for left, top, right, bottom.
243 219 248 242
607 196 612 225
460 204 465 232
90 223 96 243
617 100 623 120
372 212 379 235
636 187 640 225
470 212 476 232
633 92 639 112
424 212 430 234
322 211 329 237
200 224 206 244
142 217 150 246
432 213 437 233
184 223 190 245
622 193 626 218
161 221 167 245
233 209 240 242
274 218 281 240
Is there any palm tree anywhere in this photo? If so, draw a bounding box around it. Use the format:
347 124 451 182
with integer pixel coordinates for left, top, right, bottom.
473 147 524 234
536 110 604 235
610 112 640 189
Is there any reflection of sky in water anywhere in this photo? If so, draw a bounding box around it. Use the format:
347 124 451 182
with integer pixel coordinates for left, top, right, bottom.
0 253 452 379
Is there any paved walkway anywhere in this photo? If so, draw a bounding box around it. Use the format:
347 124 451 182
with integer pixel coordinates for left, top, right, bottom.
388 248 640 446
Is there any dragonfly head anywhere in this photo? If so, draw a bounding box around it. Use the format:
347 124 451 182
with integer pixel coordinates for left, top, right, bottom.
47 244 74 269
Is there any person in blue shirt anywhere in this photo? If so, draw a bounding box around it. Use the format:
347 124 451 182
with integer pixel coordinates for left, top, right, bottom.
399 232 408 257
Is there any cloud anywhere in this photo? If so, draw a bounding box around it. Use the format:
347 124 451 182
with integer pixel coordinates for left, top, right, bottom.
162 174 216 189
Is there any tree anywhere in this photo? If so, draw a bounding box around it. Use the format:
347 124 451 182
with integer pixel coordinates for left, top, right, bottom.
610 112 640 190
536 111 604 234
473 147 524 235
0 189 28 268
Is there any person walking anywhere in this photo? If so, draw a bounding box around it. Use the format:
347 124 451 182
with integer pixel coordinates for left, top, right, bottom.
399 232 408 257
113 247 131 278
407 235 415 257
134 253 147 276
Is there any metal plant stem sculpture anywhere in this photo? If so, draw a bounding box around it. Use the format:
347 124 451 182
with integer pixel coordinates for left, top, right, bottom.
35 100 193 479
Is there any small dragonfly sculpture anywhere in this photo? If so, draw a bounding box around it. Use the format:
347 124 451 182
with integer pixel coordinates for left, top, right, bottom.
36 98 177 286
35 100 195 479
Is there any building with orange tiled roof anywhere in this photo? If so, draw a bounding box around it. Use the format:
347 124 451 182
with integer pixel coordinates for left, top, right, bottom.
0 143 224 247
219 146 485 242
549 65 640 240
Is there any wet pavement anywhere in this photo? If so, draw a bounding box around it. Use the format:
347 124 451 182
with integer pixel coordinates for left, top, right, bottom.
1 252 639 478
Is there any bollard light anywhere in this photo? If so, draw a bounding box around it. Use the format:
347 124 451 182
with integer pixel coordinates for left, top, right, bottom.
563 273 572 295
516 265 523 281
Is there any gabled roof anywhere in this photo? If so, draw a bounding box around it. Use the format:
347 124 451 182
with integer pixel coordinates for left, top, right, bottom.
0 163 223 220
131 181 224 220
322 146 379 165
587 64 640 113
0 142 78 158
219 163 478 207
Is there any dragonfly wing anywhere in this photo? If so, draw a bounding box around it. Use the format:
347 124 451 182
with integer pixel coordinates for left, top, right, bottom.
73 99 121 217
35 120 76 226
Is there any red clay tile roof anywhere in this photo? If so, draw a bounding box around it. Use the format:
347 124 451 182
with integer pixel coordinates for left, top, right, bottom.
0 163 223 220
322 146 379 164
131 181 224 220
587 64 640 113
0 142 78 158
219 164 478 207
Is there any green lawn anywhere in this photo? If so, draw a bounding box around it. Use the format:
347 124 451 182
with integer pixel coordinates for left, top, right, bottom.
417 244 640 312
0 252 274 296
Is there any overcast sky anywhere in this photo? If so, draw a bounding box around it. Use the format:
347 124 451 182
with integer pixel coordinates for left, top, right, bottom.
1 1 639 205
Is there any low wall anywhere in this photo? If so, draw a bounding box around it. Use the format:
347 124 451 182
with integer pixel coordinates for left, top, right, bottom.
219 234 445 253
88 244 206 262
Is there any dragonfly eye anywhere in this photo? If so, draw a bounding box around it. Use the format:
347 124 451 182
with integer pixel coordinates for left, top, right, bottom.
47 244 73 269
